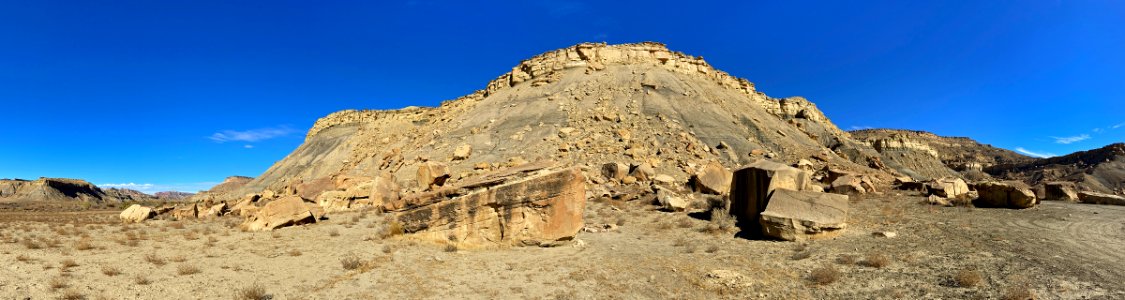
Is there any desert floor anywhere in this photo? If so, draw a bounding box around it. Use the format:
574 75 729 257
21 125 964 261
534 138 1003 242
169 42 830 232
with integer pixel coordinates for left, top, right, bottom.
1 194 1123 300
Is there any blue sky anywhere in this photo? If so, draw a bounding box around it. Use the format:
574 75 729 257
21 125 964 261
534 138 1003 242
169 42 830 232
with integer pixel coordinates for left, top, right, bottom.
1 1 1122 193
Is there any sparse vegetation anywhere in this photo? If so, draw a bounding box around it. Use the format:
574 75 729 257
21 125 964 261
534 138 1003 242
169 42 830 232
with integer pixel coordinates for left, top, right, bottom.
836 254 857 265
60 259 79 269
235 284 270 300
145 254 165 266
177 264 201 275
1001 285 1035 300
49 277 68 290
59 289 85 300
444 243 459 252
378 221 405 239
954 270 982 287
73 238 95 251
288 249 302 256
700 207 738 235
101 265 122 276
329 229 340 237
808 265 841 285
340 255 363 270
860 253 891 268
134 275 152 285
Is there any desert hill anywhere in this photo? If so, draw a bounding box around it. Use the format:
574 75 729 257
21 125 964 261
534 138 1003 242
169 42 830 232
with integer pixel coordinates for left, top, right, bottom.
850 129 1034 180
987 143 1125 194
0 177 159 203
201 42 911 203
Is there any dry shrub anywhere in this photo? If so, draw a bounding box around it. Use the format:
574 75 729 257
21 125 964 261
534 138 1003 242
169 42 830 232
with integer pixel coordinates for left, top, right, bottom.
176 264 200 275
60 259 79 269
340 255 363 270
16 254 31 262
705 245 720 253
378 221 405 239
1001 285 1035 300
183 232 199 240
144 254 165 266
791 249 813 260
954 270 982 287
73 239 95 251
836 254 857 265
700 207 738 235
288 249 302 256
21 238 43 249
329 229 340 237
59 290 85 300
444 243 459 252
101 265 122 276
235 284 270 300
134 275 151 285
49 277 68 290
676 218 694 228
381 244 395 254
170 255 186 263
860 253 891 268
808 265 840 285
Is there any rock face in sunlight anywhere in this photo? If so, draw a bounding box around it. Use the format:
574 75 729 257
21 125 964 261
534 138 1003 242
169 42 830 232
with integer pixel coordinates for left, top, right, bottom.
393 165 586 246
759 189 848 241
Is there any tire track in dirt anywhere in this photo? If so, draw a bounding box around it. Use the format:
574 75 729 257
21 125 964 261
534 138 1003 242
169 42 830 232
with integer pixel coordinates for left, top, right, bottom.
991 202 1125 281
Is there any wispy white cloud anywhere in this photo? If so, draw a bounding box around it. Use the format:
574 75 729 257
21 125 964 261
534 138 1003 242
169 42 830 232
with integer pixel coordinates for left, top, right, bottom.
1015 147 1057 158
100 182 218 194
243 145 254 149
209 126 295 143
1051 134 1090 144
1113 123 1125 129
848 125 874 131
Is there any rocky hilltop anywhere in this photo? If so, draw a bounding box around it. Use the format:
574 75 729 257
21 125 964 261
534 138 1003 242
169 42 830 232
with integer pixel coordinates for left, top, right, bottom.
0 177 159 203
987 143 1125 194
850 129 1033 180
206 42 910 203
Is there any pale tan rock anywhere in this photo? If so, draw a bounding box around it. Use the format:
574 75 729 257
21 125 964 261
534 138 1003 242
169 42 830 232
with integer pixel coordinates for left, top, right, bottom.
1078 192 1125 206
693 162 731 195
119 204 154 223
367 173 404 211
829 175 867 195
974 181 1037 209
655 186 689 212
393 167 586 246
453 144 472 160
316 190 353 212
1044 182 1079 201
171 203 198 220
928 177 970 198
416 161 450 190
201 203 228 218
242 196 323 231
621 176 637 185
759 189 848 241
729 160 812 235
630 163 655 182
926 195 951 206
601 162 628 181
653 174 676 185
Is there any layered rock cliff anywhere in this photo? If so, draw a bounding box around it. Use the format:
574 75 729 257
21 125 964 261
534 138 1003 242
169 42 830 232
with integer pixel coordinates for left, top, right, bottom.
212 42 902 202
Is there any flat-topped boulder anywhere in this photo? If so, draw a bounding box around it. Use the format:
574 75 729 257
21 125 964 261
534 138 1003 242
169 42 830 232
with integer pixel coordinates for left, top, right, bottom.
392 165 586 246
1044 182 1079 201
1078 192 1125 206
759 190 848 241
119 204 155 223
927 177 970 198
974 181 1037 209
729 160 812 236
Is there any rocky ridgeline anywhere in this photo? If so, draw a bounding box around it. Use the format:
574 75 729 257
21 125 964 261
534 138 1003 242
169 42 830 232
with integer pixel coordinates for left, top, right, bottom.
0 177 160 203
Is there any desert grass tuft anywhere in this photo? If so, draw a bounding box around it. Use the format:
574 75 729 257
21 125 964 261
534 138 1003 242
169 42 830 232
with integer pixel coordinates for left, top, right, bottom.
144 254 165 266
954 270 982 287
340 255 363 270
234 284 270 300
101 265 122 276
176 264 201 275
808 265 841 285
859 253 891 268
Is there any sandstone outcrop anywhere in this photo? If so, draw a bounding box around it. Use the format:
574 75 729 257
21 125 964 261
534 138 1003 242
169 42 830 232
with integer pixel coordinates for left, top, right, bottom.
119 204 155 223
0 177 159 203
759 190 848 241
242 196 325 231
416 162 450 190
1077 192 1125 206
692 162 732 195
974 181 1037 209
392 166 586 246
927 177 970 198
729 160 813 235
1043 182 1079 201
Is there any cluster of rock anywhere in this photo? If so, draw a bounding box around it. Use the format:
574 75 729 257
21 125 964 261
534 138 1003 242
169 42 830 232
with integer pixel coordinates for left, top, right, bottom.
729 160 849 241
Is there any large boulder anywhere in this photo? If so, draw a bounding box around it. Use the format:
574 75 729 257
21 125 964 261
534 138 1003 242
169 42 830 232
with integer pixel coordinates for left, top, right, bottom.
367 173 404 211
416 162 450 190
316 190 353 212
927 177 970 198
119 204 155 223
201 203 228 218
171 203 198 220
452 144 472 160
1078 192 1125 206
241 196 324 231
693 162 732 195
729 160 812 236
974 181 1037 209
393 167 586 246
829 175 866 195
759 190 848 241
1043 182 1079 201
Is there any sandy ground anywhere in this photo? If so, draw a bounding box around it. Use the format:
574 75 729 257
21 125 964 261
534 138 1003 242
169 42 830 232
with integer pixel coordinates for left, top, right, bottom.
1 193 1123 300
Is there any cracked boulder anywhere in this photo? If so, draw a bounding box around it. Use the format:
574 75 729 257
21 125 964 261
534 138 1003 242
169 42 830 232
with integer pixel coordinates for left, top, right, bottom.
759 189 848 241
974 181 1037 209
241 196 325 231
392 166 586 246
729 160 813 236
